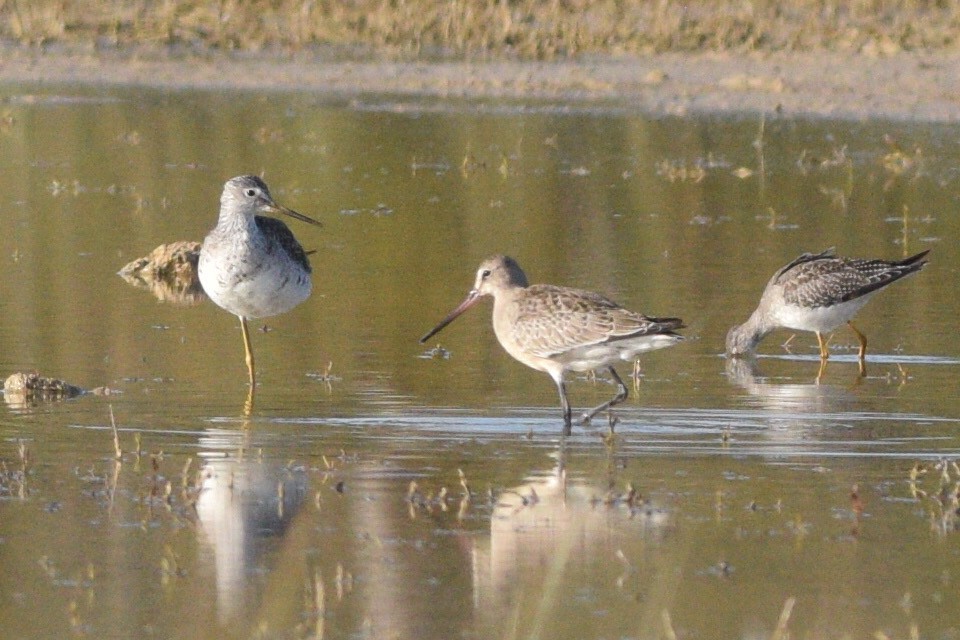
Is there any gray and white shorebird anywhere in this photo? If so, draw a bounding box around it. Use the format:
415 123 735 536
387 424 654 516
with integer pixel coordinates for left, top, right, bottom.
726 248 929 370
420 255 685 435
198 175 322 388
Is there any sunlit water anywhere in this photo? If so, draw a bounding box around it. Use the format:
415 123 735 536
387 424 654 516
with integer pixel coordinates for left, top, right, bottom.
0 85 959 639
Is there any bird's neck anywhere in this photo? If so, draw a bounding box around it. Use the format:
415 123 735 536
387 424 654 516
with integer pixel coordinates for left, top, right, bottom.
490 286 524 324
741 308 775 344
215 212 256 237
492 284 525 305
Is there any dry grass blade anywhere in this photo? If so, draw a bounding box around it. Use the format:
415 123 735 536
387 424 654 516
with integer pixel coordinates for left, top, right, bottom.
662 609 678 640
770 596 796 640
109 405 122 459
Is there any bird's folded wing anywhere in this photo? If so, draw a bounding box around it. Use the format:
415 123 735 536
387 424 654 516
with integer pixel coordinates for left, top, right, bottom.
513 286 672 358
779 258 875 307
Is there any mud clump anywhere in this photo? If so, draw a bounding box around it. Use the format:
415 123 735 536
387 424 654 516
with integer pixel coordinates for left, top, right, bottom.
4 372 84 403
118 240 206 305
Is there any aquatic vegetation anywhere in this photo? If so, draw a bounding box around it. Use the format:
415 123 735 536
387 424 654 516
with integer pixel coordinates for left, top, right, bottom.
909 459 960 536
0 440 29 499
654 158 707 183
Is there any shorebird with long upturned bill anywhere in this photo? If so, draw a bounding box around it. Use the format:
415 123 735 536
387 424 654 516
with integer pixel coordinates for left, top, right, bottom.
198 175 322 391
420 255 685 435
726 248 929 374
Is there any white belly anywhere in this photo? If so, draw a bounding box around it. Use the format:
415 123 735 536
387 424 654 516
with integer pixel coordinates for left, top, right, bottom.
554 334 683 372
198 250 311 320
773 295 873 334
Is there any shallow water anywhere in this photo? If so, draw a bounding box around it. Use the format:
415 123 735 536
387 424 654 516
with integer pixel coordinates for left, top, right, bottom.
0 85 959 639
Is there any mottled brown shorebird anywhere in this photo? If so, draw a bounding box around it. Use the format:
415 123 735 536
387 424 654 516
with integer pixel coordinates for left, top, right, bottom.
726 248 929 372
419 255 685 435
198 176 322 389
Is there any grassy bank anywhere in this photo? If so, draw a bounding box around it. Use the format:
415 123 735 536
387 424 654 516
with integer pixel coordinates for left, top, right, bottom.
3 0 960 59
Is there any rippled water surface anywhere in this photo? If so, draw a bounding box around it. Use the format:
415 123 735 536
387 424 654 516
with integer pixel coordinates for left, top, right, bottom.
1 85 959 639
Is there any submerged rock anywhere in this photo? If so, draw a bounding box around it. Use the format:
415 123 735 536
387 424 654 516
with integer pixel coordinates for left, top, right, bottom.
3 372 84 405
118 240 205 305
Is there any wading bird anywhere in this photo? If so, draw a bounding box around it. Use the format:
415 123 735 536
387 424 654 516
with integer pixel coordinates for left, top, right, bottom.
420 255 685 435
726 248 929 374
198 175 322 390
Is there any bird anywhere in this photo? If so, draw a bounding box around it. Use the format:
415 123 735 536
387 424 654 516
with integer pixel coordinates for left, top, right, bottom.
725 248 929 373
197 175 322 390
419 255 685 435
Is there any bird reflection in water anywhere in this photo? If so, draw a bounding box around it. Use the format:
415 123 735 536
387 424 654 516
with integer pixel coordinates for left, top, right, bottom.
195 425 308 625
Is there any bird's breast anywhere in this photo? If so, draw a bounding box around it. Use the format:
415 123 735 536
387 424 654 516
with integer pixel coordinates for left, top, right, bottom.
198 232 312 319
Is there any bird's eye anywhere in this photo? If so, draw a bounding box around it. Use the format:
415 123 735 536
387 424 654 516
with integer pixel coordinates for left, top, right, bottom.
245 188 257 197
480 269 492 279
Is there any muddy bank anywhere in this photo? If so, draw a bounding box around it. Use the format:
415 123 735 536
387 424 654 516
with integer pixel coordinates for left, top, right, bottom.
2 48 960 121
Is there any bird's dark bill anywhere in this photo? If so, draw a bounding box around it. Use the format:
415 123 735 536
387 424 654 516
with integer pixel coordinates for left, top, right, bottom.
419 290 481 344
272 203 323 227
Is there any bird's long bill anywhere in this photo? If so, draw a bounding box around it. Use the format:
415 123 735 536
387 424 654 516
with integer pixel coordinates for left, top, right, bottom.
268 202 323 227
419 290 481 344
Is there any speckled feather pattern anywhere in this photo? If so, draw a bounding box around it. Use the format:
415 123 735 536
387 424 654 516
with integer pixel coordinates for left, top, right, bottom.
510 284 683 359
775 248 930 309
254 216 312 275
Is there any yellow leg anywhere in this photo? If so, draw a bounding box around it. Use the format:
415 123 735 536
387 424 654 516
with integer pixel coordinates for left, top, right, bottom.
240 316 256 388
848 321 867 361
848 321 867 377
816 332 829 360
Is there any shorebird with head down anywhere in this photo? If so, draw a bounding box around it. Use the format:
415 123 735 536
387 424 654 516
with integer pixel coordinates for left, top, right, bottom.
726 248 929 375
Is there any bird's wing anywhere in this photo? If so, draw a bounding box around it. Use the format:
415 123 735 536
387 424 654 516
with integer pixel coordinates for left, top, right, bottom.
777 253 922 307
254 216 312 274
513 285 682 359
772 248 836 281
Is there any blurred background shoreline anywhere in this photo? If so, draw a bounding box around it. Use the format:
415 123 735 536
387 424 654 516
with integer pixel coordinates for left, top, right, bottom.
2 1 960 120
